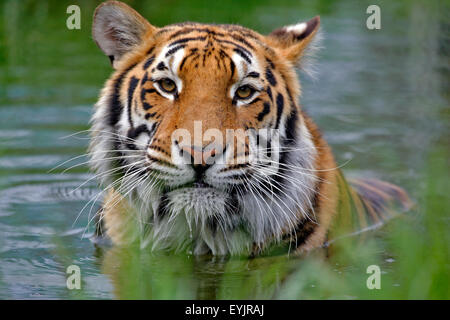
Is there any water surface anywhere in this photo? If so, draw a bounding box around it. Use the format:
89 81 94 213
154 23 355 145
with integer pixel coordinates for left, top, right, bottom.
0 0 448 299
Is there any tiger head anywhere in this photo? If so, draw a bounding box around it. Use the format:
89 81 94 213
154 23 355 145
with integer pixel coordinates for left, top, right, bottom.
90 1 321 254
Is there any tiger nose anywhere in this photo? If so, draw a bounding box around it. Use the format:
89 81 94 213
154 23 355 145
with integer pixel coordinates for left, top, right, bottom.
181 145 217 166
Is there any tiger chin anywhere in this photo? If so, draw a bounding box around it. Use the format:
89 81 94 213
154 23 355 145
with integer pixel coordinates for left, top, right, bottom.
88 1 412 256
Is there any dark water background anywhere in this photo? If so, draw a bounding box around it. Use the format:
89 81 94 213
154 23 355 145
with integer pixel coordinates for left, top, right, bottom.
0 0 448 299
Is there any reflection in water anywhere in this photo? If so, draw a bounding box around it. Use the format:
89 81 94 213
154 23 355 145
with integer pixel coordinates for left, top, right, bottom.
99 245 325 300
0 0 448 299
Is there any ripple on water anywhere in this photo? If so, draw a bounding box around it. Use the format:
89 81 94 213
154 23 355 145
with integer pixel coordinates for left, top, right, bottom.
0 180 100 209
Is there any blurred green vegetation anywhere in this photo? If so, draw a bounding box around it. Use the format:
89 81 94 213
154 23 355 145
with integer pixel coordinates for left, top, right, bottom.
0 0 448 299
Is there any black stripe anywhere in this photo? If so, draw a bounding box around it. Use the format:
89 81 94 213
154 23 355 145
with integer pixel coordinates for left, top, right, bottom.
127 124 150 140
169 36 206 47
107 63 137 127
179 49 199 71
145 112 157 120
126 124 150 150
233 48 252 64
214 55 221 70
247 71 259 78
275 93 284 129
266 58 275 69
282 73 295 104
215 39 253 58
266 86 273 101
284 106 298 145
266 138 272 158
169 27 225 40
140 72 149 85
147 154 177 168
287 220 318 249
269 104 301 201
168 28 197 39
220 24 257 37
219 49 234 77
143 56 155 70
257 102 271 121
265 67 277 86
156 62 167 71
141 88 156 110
229 59 236 78
148 122 158 137
155 28 175 36
165 44 186 57
254 95 296 203
147 144 172 157
127 76 139 128
255 133 272 158
229 34 255 50
310 180 322 214
246 97 261 106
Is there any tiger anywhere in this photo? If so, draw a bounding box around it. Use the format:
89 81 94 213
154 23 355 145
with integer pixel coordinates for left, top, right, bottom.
89 1 412 256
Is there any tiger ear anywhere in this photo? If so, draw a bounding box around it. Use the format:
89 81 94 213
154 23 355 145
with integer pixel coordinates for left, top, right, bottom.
92 1 156 68
267 16 320 66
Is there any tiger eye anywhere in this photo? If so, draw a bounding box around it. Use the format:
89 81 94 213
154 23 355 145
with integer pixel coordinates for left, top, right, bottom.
159 78 176 93
236 85 253 99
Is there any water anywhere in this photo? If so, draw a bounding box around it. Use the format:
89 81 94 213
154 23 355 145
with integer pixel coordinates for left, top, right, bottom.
0 0 448 299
